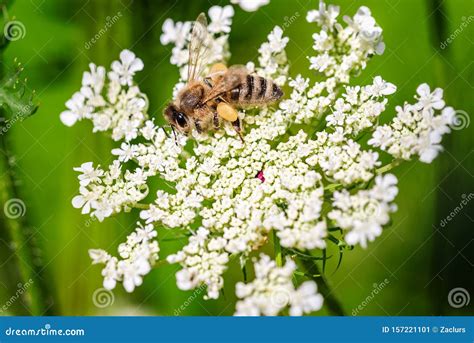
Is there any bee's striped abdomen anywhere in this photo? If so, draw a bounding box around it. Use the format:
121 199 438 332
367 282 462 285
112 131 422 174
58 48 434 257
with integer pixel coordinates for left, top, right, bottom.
244 75 254 100
225 75 283 106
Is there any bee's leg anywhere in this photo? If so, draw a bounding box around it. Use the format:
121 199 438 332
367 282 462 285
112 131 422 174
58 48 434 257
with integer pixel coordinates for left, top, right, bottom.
213 112 220 129
216 102 238 122
210 63 227 74
195 119 203 134
232 118 244 143
204 77 213 88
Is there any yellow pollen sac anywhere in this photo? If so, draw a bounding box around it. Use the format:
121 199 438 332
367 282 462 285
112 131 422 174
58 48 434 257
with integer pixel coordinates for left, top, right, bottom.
217 102 238 122
209 63 227 74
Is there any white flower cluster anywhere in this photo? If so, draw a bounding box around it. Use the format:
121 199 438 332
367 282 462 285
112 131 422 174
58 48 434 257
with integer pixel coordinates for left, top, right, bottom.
308 2 385 83
368 84 456 163
304 129 381 185
252 26 289 86
60 50 147 141
326 76 396 135
235 254 323 316
265 136 328 251
89 223 159 292
71 125 184 221
61 2 458 316
328 174 398 248
279 75 335 124
167 228 229 300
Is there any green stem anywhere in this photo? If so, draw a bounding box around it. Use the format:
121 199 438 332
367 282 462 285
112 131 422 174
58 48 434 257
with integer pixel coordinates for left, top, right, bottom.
242 263 247 282
273 230 282 267
324 183 341 192
132 203 150 210
375 159 402 175
0 131 53 315
0 52 53 314
298 256 346 316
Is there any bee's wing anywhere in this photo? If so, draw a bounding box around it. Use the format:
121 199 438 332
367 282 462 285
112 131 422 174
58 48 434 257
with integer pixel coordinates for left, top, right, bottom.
203 65 249 103
187 13 210 82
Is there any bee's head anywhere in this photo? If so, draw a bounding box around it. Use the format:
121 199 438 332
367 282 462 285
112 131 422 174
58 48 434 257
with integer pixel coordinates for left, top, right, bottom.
164 104 192 135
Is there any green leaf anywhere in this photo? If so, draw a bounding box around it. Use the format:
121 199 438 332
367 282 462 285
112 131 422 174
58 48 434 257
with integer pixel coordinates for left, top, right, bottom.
239 254 248 282
334 247 344 274
322 248 327 273
282 247 331 261
327 233 352 249
293 270 321 278
0 60 39 124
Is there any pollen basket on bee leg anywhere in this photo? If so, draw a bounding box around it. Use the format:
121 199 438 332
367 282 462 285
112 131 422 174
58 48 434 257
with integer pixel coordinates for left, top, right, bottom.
209 63 228 82
210 63 227 74
217 102 238 122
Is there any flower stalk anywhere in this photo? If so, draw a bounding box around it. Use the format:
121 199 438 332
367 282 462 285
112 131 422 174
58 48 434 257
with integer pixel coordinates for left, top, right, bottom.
376 159 402 175
298 256 346 316
273 230 283 267
0 84 50 316
0 7 53 312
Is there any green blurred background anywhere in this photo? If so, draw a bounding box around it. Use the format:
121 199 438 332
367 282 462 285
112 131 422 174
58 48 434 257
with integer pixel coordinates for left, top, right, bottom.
0 0 472 316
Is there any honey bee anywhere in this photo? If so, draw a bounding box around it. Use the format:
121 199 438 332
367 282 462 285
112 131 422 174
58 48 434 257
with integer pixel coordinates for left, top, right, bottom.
164 13 283 140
